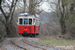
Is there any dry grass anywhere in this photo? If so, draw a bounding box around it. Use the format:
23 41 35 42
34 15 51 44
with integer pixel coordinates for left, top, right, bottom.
39 36 75 46
39 36 75 50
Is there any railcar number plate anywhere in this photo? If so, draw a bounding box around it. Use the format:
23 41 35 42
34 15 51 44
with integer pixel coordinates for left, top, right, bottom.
24 29 27 30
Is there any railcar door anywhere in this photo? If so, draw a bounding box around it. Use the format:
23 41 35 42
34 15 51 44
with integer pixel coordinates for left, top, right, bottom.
28 18 32 34
18 18 24 34
23 18 33 34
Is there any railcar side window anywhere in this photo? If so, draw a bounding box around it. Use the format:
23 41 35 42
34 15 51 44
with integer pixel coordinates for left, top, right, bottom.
29 19 32 25
33 19 35 25
35 19 39 26
19 18 23 25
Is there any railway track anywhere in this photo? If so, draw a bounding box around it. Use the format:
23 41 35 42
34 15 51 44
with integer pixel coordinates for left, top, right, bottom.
22 38 46 50
11 38 27 50
11 38 46 50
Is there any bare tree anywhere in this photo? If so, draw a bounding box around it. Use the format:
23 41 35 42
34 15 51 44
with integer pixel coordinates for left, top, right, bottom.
0 0 18 37
49 0 70 35
68 0 75 38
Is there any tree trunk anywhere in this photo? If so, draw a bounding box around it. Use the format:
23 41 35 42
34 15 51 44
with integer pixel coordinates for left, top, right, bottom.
60 1 66 35
29 0 35 15
5 19 18 37
60 14 66 35
5 18 10 37
58 0 67 35
23 0 26 13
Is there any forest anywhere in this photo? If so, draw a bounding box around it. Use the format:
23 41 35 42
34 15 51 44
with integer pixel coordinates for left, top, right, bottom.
0 0 75 40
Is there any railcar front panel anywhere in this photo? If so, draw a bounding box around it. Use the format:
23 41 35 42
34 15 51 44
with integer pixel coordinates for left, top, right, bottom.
18 25 34 34
18 25 39 34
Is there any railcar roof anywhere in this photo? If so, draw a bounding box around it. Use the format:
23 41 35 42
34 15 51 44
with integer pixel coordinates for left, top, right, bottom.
19 13 31 16
19 13 39 19
18 16 35 18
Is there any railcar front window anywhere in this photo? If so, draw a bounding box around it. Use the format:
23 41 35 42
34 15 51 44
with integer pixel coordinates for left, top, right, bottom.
29 19 32 25
24 19 28 25
19 18 22 25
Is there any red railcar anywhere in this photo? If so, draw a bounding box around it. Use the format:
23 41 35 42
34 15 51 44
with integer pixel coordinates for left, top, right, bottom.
18 13 39 37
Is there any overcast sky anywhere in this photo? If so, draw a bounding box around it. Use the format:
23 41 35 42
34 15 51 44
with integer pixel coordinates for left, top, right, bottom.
40 0 57 12
40 2 51 12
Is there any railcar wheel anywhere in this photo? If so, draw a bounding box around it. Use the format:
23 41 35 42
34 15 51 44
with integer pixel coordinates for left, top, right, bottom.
22 34 25 37
34 34 37 37
26 34 29 37
30 34 33 37
36 34 39 36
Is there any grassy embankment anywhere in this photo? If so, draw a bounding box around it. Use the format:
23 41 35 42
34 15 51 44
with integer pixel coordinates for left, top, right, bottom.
39 36 75 46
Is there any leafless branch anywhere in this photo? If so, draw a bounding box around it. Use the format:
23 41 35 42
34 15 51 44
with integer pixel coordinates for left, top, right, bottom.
0 6 7 17
34 0 48 7
8 0 14 17
10 0 18 23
